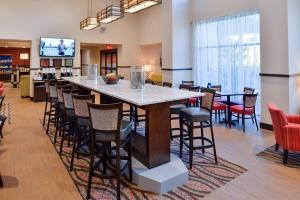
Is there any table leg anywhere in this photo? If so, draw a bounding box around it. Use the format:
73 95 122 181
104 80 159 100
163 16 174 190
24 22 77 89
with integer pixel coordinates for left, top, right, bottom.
132 103 171 168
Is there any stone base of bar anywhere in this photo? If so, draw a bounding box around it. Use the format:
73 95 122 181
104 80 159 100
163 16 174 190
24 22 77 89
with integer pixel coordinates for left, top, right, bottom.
132 154 188 194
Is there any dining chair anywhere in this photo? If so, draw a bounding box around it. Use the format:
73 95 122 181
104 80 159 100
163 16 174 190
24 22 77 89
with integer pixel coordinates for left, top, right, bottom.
188 86 200 107
86 102 132 200
244 87 255 94
229 93 259 132
179 88 218 169
163 82 172 88
181 81 194 86
70 94 94 171
210 85 227 122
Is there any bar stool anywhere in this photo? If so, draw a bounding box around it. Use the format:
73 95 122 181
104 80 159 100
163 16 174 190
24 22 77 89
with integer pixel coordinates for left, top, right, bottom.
86 103 132 200
70 94 94 171
54 85 73 144
179 88 218 169
162 82 186 139
59 89 79 155
46 82 59 135
43 80 50 126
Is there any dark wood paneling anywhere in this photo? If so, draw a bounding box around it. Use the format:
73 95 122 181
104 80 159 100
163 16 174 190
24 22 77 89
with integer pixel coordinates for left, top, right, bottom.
259 73 300 78
162 68 192 71
260 122 273 131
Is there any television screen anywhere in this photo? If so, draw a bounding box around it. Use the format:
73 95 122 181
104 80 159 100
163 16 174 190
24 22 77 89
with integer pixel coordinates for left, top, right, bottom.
40 37 75 57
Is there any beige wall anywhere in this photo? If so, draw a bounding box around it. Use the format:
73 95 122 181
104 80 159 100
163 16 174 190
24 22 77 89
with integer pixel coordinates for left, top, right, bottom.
0 0 141 96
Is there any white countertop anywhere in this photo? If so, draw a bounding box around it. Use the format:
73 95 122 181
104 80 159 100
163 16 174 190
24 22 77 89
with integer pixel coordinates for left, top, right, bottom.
62 76 204 106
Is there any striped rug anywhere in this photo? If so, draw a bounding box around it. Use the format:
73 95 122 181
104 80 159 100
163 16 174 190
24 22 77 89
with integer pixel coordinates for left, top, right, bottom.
46 126 247 200
257 146 300 168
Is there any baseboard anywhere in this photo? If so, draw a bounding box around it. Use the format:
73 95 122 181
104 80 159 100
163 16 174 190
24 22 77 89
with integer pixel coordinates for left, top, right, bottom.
260 122 273 131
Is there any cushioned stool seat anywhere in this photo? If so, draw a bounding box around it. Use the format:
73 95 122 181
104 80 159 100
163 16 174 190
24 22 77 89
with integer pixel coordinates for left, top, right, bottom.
180 107 210 122
170 104 186 114
95 120 132 142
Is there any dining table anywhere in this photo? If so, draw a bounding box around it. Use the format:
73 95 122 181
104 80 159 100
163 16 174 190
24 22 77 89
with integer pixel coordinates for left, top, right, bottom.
216 91 245 124
62 76 204 169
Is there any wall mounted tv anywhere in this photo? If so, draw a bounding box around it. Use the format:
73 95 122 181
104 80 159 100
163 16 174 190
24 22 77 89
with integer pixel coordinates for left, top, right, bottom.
40 37 75 57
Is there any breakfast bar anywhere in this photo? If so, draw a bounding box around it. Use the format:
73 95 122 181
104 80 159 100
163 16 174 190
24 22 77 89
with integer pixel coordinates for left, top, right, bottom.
63 76 203 169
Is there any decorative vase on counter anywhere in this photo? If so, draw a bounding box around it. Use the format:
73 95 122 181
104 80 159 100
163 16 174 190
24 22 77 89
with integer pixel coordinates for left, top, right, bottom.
87 64 98 80
130 66 145 89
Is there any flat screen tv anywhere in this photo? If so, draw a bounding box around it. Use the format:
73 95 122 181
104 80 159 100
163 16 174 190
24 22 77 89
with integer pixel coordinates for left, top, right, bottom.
40 37 75 57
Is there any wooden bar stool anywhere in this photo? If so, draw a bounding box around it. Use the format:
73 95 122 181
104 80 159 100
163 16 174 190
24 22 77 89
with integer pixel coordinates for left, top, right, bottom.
70 94 94 171
179 88 218 169
86 103 132 200
46 82 59 135
59 89 79 155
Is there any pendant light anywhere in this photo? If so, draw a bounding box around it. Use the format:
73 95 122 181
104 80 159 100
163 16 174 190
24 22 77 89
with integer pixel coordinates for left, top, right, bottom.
97 0 123 24
120 0 162 14
80 0 99 30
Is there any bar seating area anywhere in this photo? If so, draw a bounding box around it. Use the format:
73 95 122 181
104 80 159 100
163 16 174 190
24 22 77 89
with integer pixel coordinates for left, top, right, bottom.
2 0 300 200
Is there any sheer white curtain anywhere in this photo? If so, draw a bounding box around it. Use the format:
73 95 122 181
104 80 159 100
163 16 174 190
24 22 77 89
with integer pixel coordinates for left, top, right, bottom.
192 12 261 113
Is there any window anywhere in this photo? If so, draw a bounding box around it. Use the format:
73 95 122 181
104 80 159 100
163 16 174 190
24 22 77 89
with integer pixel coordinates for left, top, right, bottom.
192 12 260 112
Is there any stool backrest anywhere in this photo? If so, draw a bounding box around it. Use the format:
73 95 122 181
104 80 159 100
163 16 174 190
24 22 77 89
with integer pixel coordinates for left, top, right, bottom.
244 93 258 108
211 85 221 92
200 88 216 112
44 81 50 94
88 103 122 135
62 89 80 109
57 87 64 103
49 83 57 98
182 81 194 86
72 95 94 118
162 82 172 88
244 87 255 94
189 86 200 92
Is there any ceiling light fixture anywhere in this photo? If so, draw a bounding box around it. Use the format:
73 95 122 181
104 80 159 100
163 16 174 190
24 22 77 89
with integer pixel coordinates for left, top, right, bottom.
120 0 161 14
80 0 99 30
97 0 123 24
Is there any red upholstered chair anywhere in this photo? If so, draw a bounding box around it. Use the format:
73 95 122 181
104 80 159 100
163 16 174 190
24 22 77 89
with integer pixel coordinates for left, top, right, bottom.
212 102 227 123
0 88 4 96
229 93 259 132
268 103 300 164
0 82 3 88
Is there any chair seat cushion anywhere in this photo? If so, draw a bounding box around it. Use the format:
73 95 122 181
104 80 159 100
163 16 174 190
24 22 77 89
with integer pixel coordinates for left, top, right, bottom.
230 105 254 115
170 104 186 114
66 109 75 118
180 107 210 122
213 102 226 110
77 117 90 127
95 120 132 142
0 114 6 123
188 97 198 104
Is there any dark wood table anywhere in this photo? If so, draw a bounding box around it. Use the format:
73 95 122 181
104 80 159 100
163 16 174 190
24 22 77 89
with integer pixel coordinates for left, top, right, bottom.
62 76 203 168
216 91 244 124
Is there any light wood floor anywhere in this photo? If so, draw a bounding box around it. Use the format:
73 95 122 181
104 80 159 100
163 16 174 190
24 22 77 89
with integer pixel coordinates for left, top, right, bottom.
0 86 300 200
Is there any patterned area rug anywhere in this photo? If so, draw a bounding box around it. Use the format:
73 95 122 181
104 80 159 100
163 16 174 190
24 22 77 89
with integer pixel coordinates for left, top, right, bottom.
45 126 247 200
257 146 300 168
